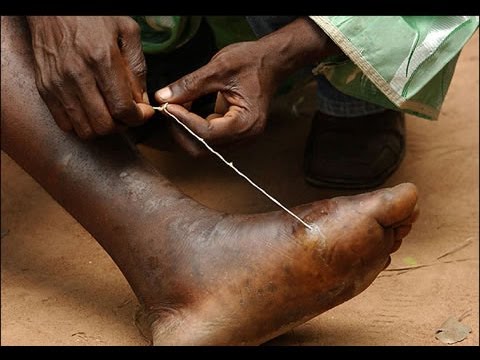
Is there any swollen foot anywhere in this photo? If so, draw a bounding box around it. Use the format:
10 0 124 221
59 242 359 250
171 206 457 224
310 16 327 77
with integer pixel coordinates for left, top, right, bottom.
137 183 418 345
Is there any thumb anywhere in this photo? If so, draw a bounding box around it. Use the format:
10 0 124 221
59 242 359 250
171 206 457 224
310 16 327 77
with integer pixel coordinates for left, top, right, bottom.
155 62 224 105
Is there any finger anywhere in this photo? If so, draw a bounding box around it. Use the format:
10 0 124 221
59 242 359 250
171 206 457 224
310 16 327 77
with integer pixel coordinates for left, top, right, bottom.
138 103 155 119
41 95 73 132
166 103 250 145
117 17 148 104
47 74 94 139
155 62 224 105
73 77 117 136
94 46 147 126
37 75 94 138
59 92 94 139
214 92 229 114
35 79 73 132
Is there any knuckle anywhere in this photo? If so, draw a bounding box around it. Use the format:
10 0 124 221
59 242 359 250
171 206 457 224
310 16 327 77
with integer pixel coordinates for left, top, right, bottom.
180 74 198 93
62 101 79 115
211 47 232 62
124 18 141 37
210 52 223 64
83 127 95 139
211 52 235 78
88 48 110 64
212 52 229 69
63 66 83 82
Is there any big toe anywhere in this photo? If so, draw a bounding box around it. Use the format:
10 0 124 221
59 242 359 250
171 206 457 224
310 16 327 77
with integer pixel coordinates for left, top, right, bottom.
356 183 418 227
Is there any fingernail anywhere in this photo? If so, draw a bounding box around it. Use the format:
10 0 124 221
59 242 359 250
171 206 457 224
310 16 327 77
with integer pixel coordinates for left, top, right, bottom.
157 87 172 101
142 91 150 104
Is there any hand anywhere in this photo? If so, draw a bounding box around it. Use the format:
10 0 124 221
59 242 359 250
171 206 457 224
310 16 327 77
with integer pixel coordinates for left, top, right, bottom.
155 17 341 156
155 40 279 156
27 16 154 139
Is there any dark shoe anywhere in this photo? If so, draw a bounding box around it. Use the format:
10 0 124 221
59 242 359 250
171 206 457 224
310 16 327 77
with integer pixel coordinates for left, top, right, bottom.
304 110 406 189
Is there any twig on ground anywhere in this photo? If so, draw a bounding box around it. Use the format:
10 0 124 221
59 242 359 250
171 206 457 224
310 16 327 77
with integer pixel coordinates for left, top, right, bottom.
379 237 476 278
379 257 477 277
436 237 473 260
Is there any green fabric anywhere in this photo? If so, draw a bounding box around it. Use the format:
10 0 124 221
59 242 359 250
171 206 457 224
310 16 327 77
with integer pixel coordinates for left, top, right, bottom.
133 16 256 54
310 16 479 119
204 16 257 49
132 16 202 54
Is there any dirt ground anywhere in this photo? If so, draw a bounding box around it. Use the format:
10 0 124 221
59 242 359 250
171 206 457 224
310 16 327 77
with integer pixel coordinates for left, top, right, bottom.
1 33 478 346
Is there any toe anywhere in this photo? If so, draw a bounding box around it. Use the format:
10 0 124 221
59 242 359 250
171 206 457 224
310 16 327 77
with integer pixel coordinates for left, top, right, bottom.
391 240 403 253
360 183 418 227
394 225 412 241
393 205 420 227
383 256 392 269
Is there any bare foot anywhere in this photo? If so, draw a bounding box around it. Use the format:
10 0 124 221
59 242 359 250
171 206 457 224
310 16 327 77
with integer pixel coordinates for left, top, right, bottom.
136 183 418 345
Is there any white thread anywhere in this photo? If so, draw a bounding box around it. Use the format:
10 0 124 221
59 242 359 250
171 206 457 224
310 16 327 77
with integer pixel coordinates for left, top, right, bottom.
153 104 314 230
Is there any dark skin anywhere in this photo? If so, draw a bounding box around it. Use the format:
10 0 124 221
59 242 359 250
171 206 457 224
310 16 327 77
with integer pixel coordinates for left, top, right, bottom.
27 17 339 151
26 16 155 139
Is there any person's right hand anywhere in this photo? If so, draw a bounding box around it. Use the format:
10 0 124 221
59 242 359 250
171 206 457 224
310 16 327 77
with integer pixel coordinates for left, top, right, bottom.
26 16 154 139
155 17 342 157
